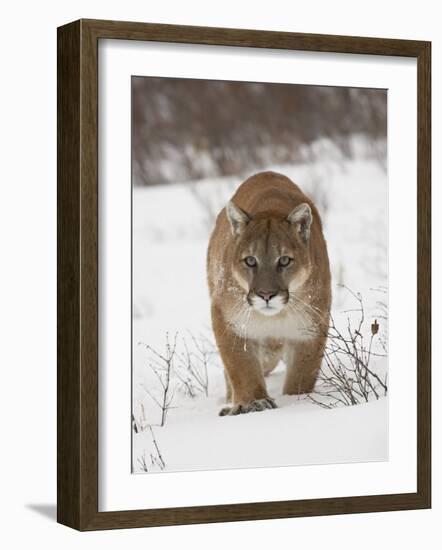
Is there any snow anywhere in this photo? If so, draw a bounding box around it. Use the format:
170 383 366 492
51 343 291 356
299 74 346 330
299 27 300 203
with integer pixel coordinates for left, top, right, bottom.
132 147 388 474
134 363 388 473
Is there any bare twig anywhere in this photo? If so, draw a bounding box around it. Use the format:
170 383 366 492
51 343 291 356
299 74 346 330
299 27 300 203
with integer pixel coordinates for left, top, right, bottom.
138 332 178 426
148 425 166 470
309 287 388 408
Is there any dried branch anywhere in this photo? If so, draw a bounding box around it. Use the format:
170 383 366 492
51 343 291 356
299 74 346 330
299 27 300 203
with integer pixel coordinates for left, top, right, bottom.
138 332 178 426
309 287 388 408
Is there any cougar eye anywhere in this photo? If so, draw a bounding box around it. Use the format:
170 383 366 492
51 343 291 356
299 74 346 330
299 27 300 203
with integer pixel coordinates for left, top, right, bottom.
244 256 257 267
278 255 292 267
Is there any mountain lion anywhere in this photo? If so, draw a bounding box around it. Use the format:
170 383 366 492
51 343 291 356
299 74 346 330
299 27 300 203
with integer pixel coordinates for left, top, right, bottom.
207 171 331 416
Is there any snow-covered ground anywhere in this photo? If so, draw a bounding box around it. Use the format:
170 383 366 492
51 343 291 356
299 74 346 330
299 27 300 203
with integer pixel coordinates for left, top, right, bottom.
132 148 388 474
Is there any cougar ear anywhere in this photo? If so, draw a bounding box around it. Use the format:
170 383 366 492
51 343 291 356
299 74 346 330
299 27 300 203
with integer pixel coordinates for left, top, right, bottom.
226 200 251 236
287 203 313 242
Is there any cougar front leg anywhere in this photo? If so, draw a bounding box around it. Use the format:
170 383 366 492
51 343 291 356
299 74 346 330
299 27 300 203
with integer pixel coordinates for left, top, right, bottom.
212 310 276 416
283 336 326 395
224 370 233 403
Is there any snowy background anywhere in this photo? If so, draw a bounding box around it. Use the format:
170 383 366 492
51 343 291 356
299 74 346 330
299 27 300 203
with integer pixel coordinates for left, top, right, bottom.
131 79 388 474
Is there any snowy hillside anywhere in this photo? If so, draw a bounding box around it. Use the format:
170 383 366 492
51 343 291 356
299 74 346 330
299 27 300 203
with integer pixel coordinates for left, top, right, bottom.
132 151 388 474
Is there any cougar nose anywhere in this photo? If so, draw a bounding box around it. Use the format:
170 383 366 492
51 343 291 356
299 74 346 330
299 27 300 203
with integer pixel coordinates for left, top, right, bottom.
257 290 277 302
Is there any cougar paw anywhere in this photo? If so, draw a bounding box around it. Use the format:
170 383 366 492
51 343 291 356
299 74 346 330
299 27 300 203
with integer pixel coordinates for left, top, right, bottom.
219 397 277 416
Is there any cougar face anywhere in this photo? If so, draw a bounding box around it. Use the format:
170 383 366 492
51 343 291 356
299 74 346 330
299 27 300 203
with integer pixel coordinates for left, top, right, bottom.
227 203 313 317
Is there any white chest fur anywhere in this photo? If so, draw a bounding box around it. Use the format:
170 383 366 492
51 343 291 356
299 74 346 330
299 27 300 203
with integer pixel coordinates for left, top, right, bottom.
231 307 315 342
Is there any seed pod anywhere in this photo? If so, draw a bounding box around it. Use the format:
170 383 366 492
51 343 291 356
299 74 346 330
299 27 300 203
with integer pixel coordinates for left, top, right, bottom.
371 319 379 335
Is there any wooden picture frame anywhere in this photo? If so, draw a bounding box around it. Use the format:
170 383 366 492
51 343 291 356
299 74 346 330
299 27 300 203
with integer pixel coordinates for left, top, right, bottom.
57 18 431 530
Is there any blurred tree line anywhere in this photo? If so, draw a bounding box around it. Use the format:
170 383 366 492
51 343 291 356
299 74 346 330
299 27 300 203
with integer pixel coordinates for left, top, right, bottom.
132 77 387 186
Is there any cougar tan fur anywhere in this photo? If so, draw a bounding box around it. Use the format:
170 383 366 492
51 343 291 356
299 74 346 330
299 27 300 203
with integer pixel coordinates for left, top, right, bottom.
207 171 331 416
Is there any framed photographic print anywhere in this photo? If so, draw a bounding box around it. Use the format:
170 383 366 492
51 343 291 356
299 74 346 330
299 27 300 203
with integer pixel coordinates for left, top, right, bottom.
57 19 431 530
